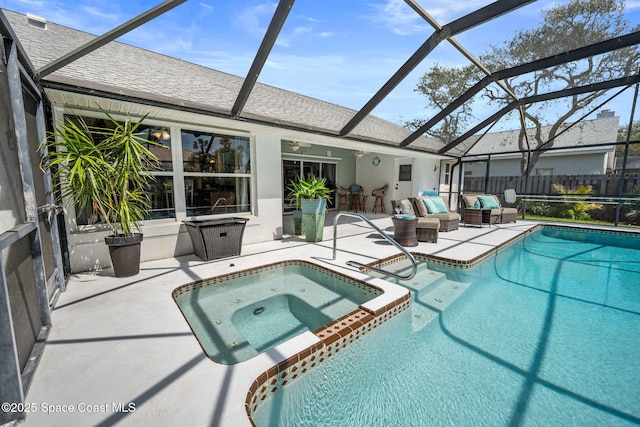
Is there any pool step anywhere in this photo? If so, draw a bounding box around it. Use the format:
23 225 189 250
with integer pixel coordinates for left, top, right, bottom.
416 279 470 312
411 278 471 332
399 269 447 298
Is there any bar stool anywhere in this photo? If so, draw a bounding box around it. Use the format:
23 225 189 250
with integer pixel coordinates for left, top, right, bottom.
336 186 350 211
372 184 388 214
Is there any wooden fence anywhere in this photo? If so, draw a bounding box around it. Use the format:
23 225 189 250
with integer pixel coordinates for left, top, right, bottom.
464 173 640 197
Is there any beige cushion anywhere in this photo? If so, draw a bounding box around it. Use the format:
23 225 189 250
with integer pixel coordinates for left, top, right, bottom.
501 207 517 215
412 196 429 217
416 218 439 229
462 194 479 209
428 212 460 221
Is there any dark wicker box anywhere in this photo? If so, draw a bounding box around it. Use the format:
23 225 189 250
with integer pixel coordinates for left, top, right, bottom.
184 218 249 261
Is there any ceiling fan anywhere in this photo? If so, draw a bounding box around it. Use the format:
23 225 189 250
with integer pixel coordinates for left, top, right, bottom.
289 141 312 151
353 150 371 158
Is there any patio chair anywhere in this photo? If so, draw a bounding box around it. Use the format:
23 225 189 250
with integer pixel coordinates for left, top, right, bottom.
462 194 517 224
409 196 460 232
390 199 440 242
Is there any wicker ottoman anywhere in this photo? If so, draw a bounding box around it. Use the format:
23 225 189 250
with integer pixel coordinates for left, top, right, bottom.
416 218 439 243
391 216 418 247
183 218 249 260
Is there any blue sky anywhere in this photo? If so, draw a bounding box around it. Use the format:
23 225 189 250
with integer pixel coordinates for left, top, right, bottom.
2 0 640 132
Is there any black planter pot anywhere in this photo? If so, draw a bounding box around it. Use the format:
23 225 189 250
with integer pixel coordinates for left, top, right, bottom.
104 233 143 277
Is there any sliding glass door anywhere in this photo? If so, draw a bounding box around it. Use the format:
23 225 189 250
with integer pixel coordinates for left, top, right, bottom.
282 159 337 212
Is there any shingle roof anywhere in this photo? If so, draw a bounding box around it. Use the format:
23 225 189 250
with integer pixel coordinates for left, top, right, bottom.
2 9 445 154
462 115 620 156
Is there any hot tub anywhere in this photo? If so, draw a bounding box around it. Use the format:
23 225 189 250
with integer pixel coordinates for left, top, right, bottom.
172 260 384 364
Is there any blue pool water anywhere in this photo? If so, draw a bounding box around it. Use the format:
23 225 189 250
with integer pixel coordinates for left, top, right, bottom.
253 227 640 426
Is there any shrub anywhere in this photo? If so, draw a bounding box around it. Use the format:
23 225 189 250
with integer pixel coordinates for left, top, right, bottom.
551 184 603 220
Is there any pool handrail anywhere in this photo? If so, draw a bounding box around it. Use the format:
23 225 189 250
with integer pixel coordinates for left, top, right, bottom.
332 212 417 280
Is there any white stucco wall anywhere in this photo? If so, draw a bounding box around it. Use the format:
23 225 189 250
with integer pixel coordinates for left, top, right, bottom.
51 95 447 273
355 153 395 212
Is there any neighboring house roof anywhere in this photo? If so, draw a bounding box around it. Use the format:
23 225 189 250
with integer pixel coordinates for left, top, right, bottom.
2 9 446 154
462 114 620 158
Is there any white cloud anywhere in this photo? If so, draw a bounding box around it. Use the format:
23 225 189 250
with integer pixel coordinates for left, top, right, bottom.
81 6 119 22
236 2 277 36
369 0 428 35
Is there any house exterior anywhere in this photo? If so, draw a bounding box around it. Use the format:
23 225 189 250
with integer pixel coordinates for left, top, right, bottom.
1 9 455 274
463 110 619 177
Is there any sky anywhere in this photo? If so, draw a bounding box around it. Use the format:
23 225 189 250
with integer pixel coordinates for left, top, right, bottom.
2 0 640 133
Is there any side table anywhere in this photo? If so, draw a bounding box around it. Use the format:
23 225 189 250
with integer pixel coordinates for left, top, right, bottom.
391 216 418 247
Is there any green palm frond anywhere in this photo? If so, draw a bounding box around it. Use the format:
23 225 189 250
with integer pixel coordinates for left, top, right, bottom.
41 107 162 237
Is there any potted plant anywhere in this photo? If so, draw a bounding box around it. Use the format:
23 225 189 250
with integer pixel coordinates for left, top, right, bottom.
41 109 161 277
287 174 332 242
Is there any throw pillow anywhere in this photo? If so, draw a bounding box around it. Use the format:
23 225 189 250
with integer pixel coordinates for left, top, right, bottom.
393 199 414 215
412 197 429 217
478 195 500 209
423 198 437 214
430 197 449 214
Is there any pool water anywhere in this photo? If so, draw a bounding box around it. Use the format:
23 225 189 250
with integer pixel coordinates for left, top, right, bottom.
252 227 640 426
172 260 381 364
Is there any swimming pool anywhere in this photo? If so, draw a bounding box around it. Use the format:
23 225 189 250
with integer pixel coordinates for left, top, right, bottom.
172 260 405 364
251 226 640 425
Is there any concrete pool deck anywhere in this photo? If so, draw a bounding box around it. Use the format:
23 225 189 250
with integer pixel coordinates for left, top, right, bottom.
21 216 543 426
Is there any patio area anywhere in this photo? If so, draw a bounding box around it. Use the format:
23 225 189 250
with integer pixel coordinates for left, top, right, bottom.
22 215 539 426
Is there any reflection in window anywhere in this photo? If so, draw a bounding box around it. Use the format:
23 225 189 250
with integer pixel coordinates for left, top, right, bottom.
182 130 250 173
147 176 176 220
145 127 174 219
67 115 175 224
181 129 251 216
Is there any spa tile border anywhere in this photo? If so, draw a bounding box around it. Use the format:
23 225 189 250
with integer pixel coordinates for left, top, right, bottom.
244 292 411 424
172 259 383 299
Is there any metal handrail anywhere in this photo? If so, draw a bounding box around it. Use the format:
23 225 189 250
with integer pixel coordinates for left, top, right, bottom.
332 212 417 280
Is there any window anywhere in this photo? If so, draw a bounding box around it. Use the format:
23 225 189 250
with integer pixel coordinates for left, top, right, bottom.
399 164 412 181
65 115 252 226
181 129 251 215
444 163 451 185
536 168 554 176
145 127 174 219
67 115 175 224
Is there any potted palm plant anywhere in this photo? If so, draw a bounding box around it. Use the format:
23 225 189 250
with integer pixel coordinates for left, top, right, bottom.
287 174 332 242
41 109 161 277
